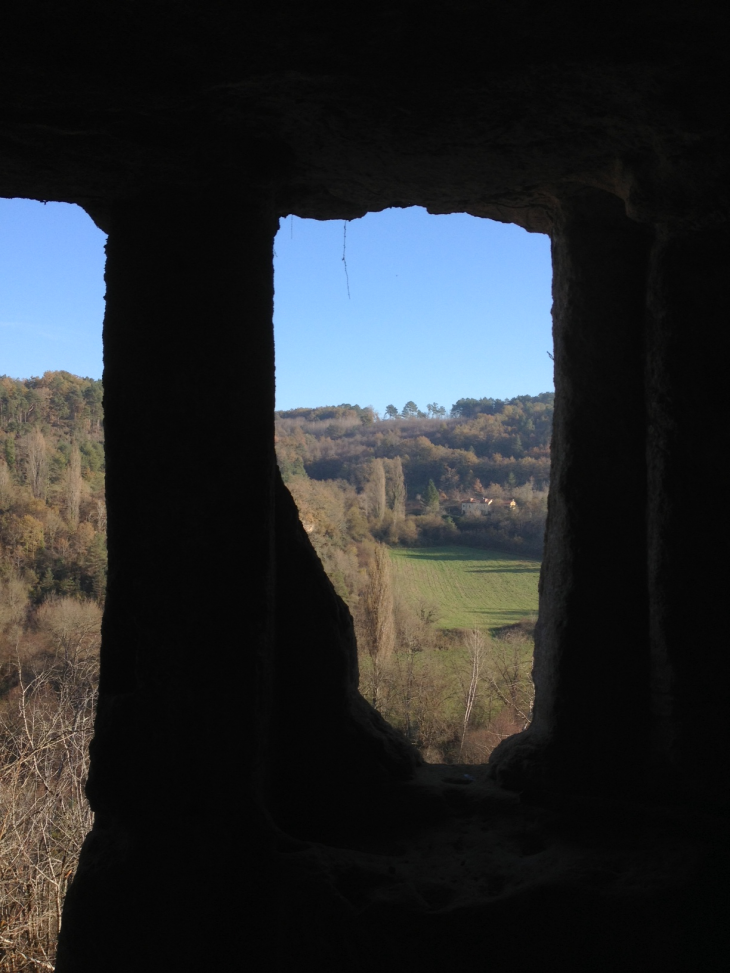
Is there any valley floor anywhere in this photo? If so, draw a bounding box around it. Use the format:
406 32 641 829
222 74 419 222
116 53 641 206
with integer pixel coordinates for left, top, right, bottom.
389 545 540 631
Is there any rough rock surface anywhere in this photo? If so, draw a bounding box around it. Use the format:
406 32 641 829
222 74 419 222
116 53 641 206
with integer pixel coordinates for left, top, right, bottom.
2 3 729 970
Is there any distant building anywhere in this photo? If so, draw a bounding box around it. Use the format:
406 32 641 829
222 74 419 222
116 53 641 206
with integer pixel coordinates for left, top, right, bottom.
460 497 516 516
461 497 493 516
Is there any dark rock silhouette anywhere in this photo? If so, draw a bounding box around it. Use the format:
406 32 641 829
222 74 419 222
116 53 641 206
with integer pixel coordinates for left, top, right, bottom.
2 3 729 970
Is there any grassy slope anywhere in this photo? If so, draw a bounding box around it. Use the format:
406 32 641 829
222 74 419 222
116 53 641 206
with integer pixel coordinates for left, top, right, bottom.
389 545 540 631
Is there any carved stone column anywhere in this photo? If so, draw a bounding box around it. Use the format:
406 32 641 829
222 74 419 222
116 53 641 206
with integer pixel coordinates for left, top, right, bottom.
57 189 279 971
646 224 730 803
490 190 653 795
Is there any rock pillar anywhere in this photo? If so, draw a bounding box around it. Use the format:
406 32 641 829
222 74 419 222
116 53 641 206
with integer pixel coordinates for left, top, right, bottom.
490 190 653 795
57 190 279 971
646 223 730 802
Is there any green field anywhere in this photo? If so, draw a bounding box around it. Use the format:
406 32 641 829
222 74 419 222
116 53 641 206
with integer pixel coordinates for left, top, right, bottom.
389 545 540 631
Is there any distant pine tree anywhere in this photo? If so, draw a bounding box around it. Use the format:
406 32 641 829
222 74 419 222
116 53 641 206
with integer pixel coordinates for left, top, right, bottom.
425 479 440 511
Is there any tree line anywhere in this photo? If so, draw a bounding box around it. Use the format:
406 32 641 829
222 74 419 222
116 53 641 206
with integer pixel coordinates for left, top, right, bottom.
276 391 553 579
1 371 105 970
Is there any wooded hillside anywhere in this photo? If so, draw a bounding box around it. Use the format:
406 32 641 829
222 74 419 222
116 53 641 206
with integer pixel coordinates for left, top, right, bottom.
0 372 106 607
276 394 552 498
1 371 104 969
275 393 552 609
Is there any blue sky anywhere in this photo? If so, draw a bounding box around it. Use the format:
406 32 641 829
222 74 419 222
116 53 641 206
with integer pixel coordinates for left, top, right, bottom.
0 200 106 381
1 199 554 414
274 208 554 414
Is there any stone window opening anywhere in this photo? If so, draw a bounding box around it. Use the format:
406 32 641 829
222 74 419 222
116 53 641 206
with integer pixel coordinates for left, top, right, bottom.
4 9 729 969
272 207 552 775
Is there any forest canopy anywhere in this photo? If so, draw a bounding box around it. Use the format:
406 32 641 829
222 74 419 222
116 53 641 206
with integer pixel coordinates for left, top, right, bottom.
0 371 106 606
276 391 552 582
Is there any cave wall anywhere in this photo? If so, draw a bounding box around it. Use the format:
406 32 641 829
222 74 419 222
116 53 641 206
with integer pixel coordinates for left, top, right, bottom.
491 190 653 795
489 195 730 806
646 224 730 792
1 2 729 970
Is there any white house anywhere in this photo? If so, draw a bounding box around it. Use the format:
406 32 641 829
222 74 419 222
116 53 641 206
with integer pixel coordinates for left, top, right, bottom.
461 497 493 516
460 497 516 516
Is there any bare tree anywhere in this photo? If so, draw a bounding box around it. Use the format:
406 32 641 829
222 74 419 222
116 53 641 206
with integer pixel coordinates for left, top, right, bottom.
365 458 386 525
65 444 82 530
484 632 534 728
93 496 107 533
43 509 66 553
415 598 442 627
0 459 13 508
0 640 98 970
459 628 486 759
361 543 395 709
36 598 103 667
22 429 48 501
388 456 406 526
0 571 29 635
391 594 424 741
